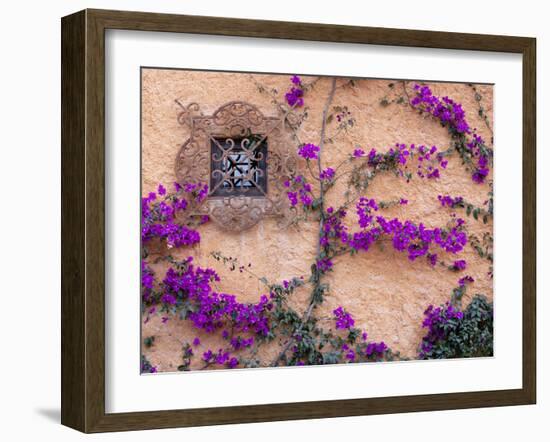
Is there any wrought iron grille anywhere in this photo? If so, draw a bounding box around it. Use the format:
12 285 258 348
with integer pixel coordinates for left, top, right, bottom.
210 136 268 197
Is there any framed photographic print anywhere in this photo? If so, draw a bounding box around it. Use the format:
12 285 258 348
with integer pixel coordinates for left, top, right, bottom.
61 9 536 433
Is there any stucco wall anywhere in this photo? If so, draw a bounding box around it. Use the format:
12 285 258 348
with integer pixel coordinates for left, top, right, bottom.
141 69 493 371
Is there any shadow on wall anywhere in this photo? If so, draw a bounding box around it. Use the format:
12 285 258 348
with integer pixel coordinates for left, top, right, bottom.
35 408 60 423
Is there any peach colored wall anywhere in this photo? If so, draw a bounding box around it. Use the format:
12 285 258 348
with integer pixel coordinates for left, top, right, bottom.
141 69 493 371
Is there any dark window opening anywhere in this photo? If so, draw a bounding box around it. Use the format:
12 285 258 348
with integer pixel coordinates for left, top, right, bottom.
210 136 268 197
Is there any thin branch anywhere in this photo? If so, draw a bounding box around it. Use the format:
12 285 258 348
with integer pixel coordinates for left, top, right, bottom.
271 78 338 367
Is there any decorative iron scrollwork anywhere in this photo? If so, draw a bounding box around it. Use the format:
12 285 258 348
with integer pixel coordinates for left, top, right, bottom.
175 101 297 232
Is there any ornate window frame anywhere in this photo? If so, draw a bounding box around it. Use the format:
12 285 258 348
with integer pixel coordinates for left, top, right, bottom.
175 101 298 231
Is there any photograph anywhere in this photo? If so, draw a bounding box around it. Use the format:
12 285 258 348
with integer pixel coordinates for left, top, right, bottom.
140 69 494 373
0 1 542 438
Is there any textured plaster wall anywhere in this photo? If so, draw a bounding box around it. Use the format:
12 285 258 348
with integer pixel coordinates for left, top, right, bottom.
141 69 493 371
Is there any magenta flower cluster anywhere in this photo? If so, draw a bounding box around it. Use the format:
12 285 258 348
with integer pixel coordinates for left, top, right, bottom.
154 255 284 369
202 349 239 369
319 167 335 181
366 341 388 357
333 306 388 360
411 84 470 133
316 257 334 272
285 75 304 107
333 306 355 329
141 260 155 303
141 359 157 374
361 143 447 181
320 207 348 248
452 259 467 271
161 259 273 337
411 84 491 184
141 182 209 248
438 194 464 208
468 134 490 184
177 181 209 202
343 213 467 265
458 275 475 286
419 302 464 358
284 175 314 207
356 197 379 228
317 193 468 270
298 143 320 160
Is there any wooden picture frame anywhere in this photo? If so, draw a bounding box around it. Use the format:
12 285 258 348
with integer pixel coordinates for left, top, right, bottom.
61 8 536 433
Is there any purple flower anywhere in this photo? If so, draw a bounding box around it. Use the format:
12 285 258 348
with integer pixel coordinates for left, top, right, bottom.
316 258 333 272
438 194 463 208
141 183 201 248
356 197 378 228
366 341 387 357
333 306 355 330
300 193 313 206
345 350 356 361
353 148 365 158
427 168 440 179
399 198 408 205
216 350 230 365
161 293 176 305
453 260 467 271
197 184 209 202
291 75 301 85
287 192 298 206
298 143 320 160
472 167 489 184
412 84 471 135
458 275 474 286
192 337 201 346
228 357 239 369
412 84 492 184
419 300 467 358
319 167 335 181
367 148 378 166
202 350 213 362
285 87 304 107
